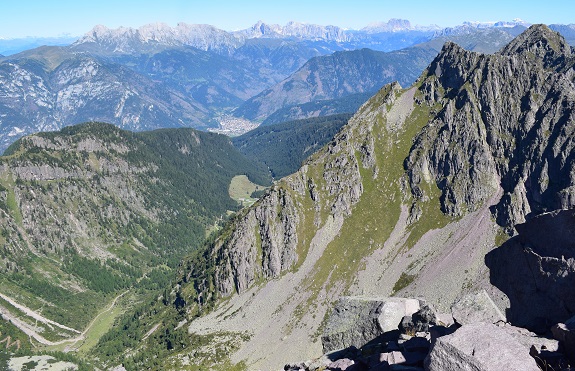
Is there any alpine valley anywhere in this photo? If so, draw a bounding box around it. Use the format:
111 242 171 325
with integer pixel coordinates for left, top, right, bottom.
1 18 575 371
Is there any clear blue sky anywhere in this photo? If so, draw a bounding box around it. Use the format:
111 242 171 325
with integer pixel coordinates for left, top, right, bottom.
1 0 573 38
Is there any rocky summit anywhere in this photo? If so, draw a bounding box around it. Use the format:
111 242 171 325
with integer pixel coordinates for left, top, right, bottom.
150 25 575 370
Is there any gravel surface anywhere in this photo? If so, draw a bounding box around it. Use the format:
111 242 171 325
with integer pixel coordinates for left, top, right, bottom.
188 214 346 370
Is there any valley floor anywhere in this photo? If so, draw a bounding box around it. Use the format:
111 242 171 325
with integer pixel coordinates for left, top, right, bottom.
0 290 128 352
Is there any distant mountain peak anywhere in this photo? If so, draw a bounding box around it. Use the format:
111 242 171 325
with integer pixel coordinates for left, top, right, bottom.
436 19 532 37
362 19 440 33
462 18 531 29
74 22 242 53
237 21 349 42
363 19 412 32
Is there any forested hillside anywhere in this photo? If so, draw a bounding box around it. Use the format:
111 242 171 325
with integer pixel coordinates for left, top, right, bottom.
233 114 352 178
0 122 270 366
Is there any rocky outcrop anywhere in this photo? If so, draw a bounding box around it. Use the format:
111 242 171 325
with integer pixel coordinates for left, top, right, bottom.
407 24 575 227
486 208 575 333
204 92 370 299
552 315 575 365
424 322 540 371
321 296 420 353
213 187 300 296
451 290 506 326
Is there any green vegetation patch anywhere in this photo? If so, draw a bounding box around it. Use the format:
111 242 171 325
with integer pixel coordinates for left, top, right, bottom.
294 87 431 306
228 175 267 208
392 272 417 294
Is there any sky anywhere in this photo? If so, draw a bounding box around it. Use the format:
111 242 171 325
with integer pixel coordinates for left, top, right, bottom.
1 0 574 39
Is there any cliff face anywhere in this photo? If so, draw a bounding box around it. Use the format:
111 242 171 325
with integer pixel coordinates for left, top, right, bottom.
487 208 575 333
210 101 367 296
176 25 575 369
407 25 575 227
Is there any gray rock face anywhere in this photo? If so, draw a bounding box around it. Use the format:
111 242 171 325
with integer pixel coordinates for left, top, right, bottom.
424 322 540 371
322 297 420 353
400 304 438 334
551 315 575 365
406 24 575 227
486 209 575 333
213 187 300 296
451 290 506 326
207 102 368 298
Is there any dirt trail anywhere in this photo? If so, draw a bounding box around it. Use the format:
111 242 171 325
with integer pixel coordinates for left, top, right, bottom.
0 290 127 346
0 293 80 333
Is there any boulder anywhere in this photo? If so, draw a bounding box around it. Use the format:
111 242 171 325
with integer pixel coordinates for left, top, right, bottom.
399 303 437 334
424 322 540 371
495 322 564 370
322 297 419 353
327 358 356 370
451 290 505 325
551 315 575 365
498 322 559 352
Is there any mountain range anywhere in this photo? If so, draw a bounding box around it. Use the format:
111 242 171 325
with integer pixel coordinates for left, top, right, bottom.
234 27 520 123
1 19 571 153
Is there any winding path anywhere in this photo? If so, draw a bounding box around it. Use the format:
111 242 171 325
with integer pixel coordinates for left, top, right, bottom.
0 290 128 346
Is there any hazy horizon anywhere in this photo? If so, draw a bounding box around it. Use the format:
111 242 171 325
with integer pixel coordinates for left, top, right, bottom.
1 0 573 39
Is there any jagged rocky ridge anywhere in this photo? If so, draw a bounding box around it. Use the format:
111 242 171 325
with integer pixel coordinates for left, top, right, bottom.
407 24 575 227
170 25 575 369
193 23 575 306
72 20 438 55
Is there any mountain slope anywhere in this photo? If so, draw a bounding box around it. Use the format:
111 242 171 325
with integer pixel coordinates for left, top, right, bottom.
0 122 270 349
234 47 438 121
144 25 575 370
0 51 212 151
234 27 518 123
232 113 352 179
